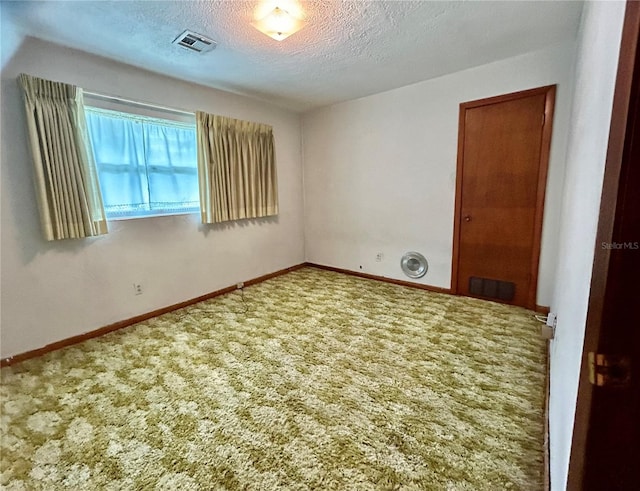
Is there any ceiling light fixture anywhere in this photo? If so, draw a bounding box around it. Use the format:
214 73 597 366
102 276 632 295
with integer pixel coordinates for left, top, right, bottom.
252 6 307 41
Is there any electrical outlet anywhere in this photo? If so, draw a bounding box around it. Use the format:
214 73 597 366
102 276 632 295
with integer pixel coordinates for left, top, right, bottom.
236 282 244 289
540 325 555 339
541 312 557 339
133 283 143 295
375 252 384 262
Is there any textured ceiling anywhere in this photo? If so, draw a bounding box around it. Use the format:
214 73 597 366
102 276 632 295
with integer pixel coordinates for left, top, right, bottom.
3 1 583 112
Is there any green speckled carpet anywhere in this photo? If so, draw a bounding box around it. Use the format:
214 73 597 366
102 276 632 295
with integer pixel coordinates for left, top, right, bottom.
1 267 546 490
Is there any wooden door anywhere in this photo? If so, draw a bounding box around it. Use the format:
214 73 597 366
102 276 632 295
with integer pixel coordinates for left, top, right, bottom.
568 2 640 488
452 86 555 309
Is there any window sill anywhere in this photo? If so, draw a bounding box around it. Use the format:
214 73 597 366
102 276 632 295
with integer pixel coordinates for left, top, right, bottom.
106 209 199 221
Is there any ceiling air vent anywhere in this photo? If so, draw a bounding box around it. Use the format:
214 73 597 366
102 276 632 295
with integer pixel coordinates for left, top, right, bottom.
173 30 217 53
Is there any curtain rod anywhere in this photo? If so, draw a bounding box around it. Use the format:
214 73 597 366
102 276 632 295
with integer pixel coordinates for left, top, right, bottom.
83 91 195 117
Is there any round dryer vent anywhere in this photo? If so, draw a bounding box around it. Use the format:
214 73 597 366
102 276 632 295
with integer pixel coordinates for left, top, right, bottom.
400 252 428 279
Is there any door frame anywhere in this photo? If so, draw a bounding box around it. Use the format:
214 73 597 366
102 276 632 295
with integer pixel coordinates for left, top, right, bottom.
567 1 640 488
451 85 556 310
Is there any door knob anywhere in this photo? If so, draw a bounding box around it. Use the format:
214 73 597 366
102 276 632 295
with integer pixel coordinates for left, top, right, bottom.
464 215 472 222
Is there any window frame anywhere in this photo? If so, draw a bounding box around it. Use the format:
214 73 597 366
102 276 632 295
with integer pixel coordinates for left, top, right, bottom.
84 93 199 221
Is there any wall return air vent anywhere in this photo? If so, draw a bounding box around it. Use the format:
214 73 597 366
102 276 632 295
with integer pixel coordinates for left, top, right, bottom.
173 30 217 53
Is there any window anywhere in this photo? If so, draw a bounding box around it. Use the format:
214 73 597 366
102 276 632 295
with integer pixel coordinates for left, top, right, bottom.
85 106 199 219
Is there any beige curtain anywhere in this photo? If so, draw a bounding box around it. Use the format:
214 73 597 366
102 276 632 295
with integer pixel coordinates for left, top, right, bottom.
196 112 278 224
18 73 107 240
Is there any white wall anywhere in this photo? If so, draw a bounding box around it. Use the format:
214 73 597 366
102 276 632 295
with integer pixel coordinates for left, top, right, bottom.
0 38 304 358
548 2 626 490
302 42 575 304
